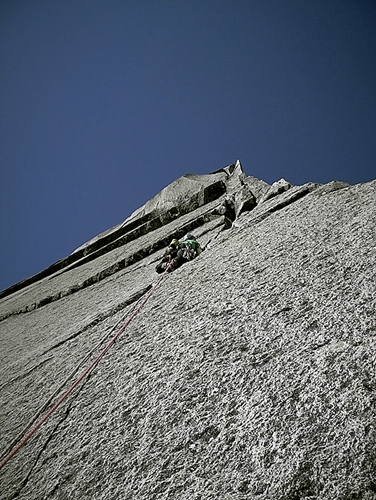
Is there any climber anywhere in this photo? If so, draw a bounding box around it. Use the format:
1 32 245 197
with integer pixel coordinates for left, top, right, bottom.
155 234 202 273
155 239 184 274
180 233 202 261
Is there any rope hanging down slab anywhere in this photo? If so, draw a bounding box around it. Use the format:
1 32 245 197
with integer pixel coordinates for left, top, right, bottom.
0 262 172 470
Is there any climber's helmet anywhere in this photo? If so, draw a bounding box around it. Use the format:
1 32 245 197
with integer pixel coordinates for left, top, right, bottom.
182 233 195 241
170 239 179 246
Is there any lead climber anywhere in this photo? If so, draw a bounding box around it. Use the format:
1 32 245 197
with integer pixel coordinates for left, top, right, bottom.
155 234 202 274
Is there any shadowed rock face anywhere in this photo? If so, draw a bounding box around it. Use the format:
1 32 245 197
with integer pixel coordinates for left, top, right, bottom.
0 161 375 500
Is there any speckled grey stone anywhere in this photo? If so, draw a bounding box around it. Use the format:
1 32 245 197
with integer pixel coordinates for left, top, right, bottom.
0 163 375 500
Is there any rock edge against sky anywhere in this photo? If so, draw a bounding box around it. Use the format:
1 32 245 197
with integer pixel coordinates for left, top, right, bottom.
0 161 375 499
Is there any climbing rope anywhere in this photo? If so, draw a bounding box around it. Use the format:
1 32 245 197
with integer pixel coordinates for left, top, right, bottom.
1 287 150 463
0 262 172 470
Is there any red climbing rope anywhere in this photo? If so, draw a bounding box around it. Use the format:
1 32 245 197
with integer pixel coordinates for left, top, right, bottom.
0 262 172 470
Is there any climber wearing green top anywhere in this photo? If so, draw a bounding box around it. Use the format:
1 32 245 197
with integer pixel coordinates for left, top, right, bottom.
180 233 202 261
155 234 202 273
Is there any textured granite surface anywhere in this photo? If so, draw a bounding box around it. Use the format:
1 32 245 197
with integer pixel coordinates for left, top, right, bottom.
0 162 375 499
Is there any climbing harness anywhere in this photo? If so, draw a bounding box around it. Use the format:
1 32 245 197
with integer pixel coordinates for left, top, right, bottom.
0 261 172 470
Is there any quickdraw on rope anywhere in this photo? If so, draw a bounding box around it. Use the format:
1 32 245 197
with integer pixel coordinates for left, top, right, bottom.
0 262 172 470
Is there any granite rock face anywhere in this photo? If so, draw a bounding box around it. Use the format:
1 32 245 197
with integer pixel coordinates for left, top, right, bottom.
0 161 375 500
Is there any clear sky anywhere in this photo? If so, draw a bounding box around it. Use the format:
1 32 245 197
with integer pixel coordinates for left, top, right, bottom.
1 0 375 292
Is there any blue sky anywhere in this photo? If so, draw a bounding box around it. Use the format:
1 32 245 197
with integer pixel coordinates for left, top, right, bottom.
1 0 375 292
